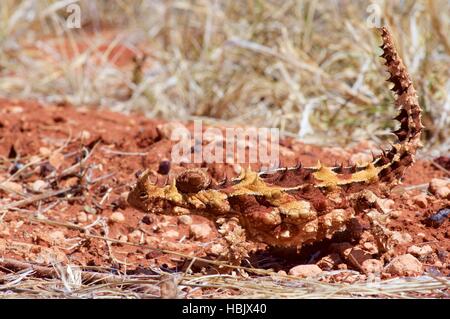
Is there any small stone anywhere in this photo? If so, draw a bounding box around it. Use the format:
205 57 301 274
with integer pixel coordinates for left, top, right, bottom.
289 264 323 278
109 212 125 223
316 253 342 270
128 230 144 244
178 215 192 225
189 223 212 240
385 254 423 276
141 215 154 225
346 248 372 268
429 178 450 199
376 198 395 213
173 207 191 215
31 180 47 192
361 259 383 274
157 160 171 175
77 212 88 223
391 231 413 245
412 193 428 208
407 245 433 258
390 210 402 219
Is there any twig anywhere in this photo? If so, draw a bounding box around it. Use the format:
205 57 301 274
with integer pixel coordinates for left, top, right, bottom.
0 257 156 285
5 158 44 183
0 183 28 198
56 142 99 180
88 172 115 184
100 147 148 156
99 187 112 206
392 183 429 193
100 220 131 266
431 161 450 176
0 188 72 210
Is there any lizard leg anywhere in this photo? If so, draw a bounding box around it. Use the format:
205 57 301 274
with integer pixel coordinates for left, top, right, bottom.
213 217 255 265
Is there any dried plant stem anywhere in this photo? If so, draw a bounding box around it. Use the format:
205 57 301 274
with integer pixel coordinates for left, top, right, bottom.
0 188 72 210
0 257 156 285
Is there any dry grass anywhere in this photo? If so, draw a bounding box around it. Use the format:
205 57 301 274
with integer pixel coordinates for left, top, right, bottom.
0 0 449 299
1 257 448 298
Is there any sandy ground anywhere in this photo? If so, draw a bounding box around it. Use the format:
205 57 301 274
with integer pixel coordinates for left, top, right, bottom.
0 99 448 283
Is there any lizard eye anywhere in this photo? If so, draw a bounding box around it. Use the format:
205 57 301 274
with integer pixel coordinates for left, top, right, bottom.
139 192 148 199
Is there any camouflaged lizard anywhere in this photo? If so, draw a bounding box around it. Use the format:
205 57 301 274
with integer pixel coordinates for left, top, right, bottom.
128 27 423 261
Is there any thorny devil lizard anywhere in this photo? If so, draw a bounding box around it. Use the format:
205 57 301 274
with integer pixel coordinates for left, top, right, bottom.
128 28 424 263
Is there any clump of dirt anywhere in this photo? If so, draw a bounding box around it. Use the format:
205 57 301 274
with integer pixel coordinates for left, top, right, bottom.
0 99 448 279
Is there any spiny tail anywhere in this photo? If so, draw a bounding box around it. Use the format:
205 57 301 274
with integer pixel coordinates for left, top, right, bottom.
371 27 423 186
256 27 423 189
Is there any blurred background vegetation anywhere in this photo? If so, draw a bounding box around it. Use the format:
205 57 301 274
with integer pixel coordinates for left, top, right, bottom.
0 0 449 155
